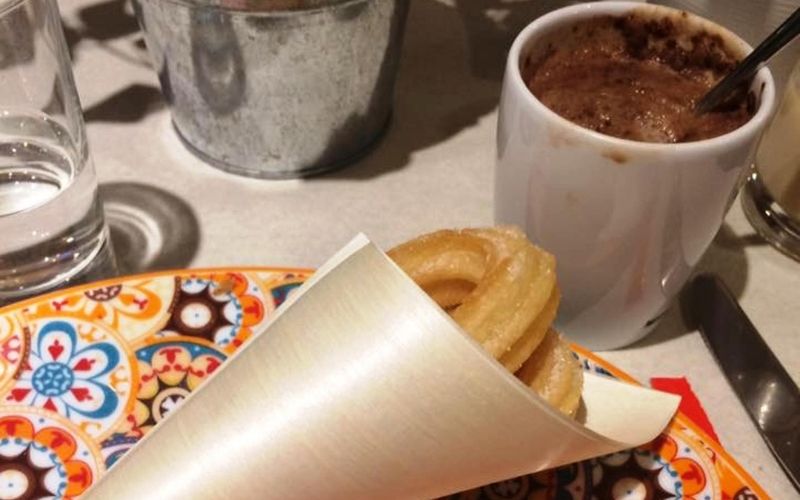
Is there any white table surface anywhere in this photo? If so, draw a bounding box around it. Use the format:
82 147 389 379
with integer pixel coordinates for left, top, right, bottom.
62 0 800 496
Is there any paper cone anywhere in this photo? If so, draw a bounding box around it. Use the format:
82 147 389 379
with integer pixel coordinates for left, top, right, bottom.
85 235 679 499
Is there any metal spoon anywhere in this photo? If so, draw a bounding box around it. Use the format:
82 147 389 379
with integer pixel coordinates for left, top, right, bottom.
696 6 800 114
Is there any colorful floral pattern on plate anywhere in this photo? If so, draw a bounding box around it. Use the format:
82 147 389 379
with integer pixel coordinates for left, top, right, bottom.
0 268 766 499
0 407 102 498
3 317 136 439
446 347 767 500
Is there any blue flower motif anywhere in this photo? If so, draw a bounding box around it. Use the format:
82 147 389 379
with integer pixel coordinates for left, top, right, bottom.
6 321 121 421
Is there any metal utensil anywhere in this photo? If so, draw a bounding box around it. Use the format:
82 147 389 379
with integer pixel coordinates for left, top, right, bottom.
134 0 409 178
683 274 800 492
696 6 800 114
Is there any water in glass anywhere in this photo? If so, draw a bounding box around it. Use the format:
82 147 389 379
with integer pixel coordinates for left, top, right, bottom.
0 111 112 303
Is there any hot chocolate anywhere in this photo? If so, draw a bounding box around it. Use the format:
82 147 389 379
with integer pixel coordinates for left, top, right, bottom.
524 13 754 143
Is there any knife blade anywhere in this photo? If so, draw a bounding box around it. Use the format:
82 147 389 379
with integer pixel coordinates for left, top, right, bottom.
683 274 800 492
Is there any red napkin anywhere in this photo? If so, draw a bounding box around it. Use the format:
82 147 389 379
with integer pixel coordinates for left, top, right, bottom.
650 377 720 444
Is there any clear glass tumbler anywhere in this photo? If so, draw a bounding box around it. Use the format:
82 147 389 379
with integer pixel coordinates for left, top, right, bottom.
0 0 115 304
742 59 800 261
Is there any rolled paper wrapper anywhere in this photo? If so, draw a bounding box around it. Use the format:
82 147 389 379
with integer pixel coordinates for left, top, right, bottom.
85 235 680 499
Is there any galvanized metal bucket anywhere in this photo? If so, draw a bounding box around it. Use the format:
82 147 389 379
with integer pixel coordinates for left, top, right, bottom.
134 0 409 178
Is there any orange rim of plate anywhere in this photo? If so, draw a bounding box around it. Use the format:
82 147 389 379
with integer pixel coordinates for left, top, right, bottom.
0 266 315 316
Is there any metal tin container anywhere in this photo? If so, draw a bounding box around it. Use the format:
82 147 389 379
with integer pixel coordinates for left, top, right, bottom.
134 0 409 178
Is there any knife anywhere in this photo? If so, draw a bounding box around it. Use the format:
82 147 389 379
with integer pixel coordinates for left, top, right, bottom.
683 274 800 492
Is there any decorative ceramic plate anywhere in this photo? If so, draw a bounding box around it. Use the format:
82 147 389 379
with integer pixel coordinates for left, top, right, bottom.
0 268 767 499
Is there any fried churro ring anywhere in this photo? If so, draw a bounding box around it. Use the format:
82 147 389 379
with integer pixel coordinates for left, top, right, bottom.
499 286 559 373
389 227 557 359
425 280 475 310
389 226 582 417
516 329 583 416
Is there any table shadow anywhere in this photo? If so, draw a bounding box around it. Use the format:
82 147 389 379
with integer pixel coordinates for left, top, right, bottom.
695 222 759 300
454 0 575 81
64 0 141 57
318 0 561 180
99 182 200 275
84 83 164 123
625 223 752 349
77 0 140 42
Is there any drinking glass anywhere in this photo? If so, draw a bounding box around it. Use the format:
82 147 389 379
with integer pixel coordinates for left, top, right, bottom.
0 0 115 304
742 59 800 261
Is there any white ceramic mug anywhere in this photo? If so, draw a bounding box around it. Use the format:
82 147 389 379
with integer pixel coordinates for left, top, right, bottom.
495 1 776 350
